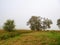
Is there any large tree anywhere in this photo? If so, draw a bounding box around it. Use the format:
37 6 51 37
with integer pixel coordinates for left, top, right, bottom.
57 19 60 29
27 16 53 31
3 20 15 32
27 16 42 31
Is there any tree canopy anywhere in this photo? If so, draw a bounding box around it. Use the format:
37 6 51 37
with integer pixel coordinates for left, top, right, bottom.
57 19 60 29
27 16 53 31
3 20 15 32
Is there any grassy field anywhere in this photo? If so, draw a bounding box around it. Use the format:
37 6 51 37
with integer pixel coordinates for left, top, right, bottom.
0 30 60 45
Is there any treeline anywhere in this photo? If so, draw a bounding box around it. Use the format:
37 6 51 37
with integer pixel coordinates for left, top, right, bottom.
1 16 60 32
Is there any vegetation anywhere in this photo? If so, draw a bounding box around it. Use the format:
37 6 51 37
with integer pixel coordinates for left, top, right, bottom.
3 20 15 32
42 18 53 30
0 16 60 45
0 32 20 40
27 16 41 31
0 30 32 40
0 30 60 45
27 16 53 31
57 19 60 29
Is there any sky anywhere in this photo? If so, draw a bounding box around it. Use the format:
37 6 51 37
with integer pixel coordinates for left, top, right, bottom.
0 0 60 30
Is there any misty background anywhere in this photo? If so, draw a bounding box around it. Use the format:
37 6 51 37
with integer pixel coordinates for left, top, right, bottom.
0 0 60 30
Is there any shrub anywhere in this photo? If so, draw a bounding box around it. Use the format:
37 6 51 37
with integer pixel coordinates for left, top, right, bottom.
0 34 9 40
0 32 20 40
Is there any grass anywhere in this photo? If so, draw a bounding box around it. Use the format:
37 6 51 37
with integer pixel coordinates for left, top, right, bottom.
0 30 60 45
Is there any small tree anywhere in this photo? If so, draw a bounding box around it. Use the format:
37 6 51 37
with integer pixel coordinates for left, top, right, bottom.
3 20 15 32
57 19 60 29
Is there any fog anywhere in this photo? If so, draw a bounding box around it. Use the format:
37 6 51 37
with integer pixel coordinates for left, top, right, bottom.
0 0 60 30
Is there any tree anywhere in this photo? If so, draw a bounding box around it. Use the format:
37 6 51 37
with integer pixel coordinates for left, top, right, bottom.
42 18 53 30
27 16 53 31
57 19 60 29
3 20 15 32
27 16 42 31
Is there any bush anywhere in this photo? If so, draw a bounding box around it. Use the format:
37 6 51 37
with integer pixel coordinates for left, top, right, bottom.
0 32 20 40
0 34 9 40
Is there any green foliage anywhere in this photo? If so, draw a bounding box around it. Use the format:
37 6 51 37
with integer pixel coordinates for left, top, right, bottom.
27 16 53 31
3 20 15 32
27 16 42 31
30 25 35 30
42 18 53 29
0 32 20 40
0 30 60 45
0 34 9 40
57 19 60 29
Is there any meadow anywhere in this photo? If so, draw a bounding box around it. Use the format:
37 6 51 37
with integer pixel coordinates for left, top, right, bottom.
0 30 60 45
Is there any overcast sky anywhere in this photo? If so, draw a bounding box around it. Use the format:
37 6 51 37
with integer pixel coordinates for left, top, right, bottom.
0 0 60 30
